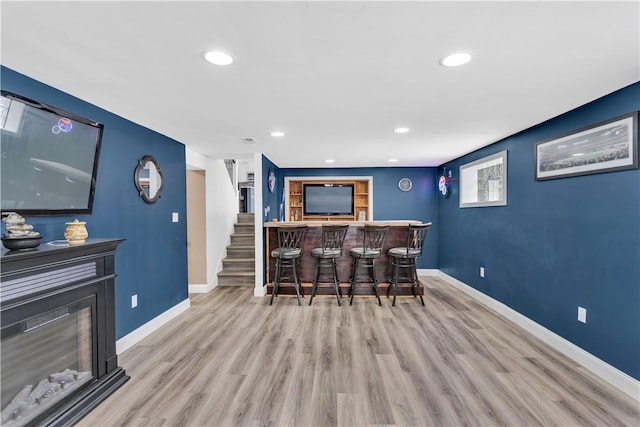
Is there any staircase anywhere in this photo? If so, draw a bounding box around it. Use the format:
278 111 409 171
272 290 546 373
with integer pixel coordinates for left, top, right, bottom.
218 213 255 286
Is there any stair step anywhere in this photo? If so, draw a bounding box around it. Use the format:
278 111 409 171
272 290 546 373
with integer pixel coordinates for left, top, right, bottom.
218 271 255 286
226 246 255 257
222 258 255 271
218 271 255 277
237 214 254 224
234 223 255 231
231 236 254 245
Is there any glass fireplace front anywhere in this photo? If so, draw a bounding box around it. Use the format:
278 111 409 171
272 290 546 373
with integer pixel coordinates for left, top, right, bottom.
1 295 97 427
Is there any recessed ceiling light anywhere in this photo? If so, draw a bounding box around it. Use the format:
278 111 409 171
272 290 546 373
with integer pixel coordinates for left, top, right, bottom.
270 131 285 137
394 127 410 134
204 50 234 66
388 158 399 163
325 159 335 164
440 51 473 67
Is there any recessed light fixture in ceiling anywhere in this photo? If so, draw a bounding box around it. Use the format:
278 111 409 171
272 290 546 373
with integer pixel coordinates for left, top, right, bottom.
440 51 473 67
388 158 399 163
204 50 234 66
394 127 410 134
325 159 335 164
270 131 285 137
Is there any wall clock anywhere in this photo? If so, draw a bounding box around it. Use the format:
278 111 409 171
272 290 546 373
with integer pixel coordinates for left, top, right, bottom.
398 178 412 192
267 167 276 193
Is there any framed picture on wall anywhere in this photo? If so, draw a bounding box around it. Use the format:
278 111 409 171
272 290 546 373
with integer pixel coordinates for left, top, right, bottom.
459 150 507 208
535 111 638 180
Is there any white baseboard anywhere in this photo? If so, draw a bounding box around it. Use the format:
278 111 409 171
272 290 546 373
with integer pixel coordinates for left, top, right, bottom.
254 284 267 297
436 271 640 401
115 298 191 354
417 268 439 276
188 282 217 293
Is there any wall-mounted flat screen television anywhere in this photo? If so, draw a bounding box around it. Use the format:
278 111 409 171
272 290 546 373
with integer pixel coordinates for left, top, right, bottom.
1 90 103 216
303 183 354 216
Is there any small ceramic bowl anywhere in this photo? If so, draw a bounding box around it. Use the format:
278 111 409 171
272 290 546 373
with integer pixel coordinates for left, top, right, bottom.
1 236 43 251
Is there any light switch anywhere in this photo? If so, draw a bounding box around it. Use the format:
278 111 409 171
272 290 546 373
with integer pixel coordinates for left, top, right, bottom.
172 212 179 222
578 307 587 323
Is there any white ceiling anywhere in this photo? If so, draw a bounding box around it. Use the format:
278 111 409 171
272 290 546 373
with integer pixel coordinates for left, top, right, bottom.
2 1 639 168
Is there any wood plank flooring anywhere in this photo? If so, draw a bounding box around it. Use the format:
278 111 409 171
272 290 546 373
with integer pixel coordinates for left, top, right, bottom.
78 277 640 426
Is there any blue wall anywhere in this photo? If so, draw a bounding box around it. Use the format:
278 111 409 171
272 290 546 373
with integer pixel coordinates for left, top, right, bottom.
438 82 640 381
278 167 439 269
1 67 189 339
262 155 281 222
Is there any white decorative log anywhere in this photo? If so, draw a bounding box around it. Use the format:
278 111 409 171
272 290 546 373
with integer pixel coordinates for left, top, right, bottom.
1 384 33 422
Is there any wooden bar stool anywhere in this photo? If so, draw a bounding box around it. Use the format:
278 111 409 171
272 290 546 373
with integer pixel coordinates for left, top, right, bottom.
309 224 349 306
348 224 389 306
387 222 432 306
270 225 308 306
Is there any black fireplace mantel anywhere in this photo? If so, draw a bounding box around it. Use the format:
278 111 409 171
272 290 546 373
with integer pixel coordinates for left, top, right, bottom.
1 238 129 427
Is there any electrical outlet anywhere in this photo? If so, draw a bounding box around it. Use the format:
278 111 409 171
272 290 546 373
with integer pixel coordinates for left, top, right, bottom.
131 294 138 308
480 267 485 278
578 306 586 323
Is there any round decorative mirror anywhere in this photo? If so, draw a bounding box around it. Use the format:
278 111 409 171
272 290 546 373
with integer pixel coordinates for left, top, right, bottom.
134 155 164 204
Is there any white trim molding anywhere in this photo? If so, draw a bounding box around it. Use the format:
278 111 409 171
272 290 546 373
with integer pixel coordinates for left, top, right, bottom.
254 153 266 297
436 271 640 401
188 283 217 293
417 269 439 276
115 298 191 354
254 283 267 297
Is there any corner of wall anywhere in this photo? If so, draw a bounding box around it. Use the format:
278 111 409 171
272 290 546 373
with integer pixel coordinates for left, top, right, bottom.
254 153 265 294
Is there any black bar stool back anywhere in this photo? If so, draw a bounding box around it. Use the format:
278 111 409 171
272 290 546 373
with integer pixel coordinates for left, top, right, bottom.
270 225 308 305
348 224 389 305
309 224 349 306
387 222 432 306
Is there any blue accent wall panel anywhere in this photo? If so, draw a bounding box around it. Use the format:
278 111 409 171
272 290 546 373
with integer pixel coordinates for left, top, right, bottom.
1 67 188 339
262 155 281 222
261 155 281 284
280 167 438 268
438 82 640 380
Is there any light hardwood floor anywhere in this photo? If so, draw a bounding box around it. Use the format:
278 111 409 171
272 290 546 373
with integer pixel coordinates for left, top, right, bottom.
79 277 640 426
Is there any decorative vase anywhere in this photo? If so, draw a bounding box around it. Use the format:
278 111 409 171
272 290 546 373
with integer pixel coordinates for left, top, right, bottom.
65 219 88 245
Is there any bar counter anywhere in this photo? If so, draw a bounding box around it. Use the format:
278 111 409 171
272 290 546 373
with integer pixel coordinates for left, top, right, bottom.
264 220 422 297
